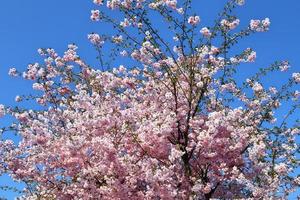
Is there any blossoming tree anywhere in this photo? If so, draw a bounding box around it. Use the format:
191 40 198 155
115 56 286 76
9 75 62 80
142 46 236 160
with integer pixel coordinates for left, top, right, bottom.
1 0 300 199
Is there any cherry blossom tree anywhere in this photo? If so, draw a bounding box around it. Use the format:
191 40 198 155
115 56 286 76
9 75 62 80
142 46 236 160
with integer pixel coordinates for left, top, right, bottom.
1 0 300 199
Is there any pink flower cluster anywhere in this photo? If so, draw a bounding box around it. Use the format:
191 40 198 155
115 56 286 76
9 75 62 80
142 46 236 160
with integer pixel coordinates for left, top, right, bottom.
8 67 18 77
91 9 100 21
1 43 297 199
250 18 270 32
293 72 300 83
0 0 299 199
221 19 240 30
200 27 211 38
87 33 104 45
93 0 104 5
188 16 200 26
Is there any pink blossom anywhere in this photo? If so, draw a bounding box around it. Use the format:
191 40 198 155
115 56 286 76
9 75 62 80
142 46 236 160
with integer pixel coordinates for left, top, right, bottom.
15 95 22 102
279 62 290 71
36 97 46 105
165 0 178 10
200 27 212 37
188 16 200 25
118 65 126 73
247 51 257 62
262 18 271 29
87 33 104 45
90 10 100 21
221 19 240 30
269 87 278 94
295 177 300 185
250 19 260 30
120 50 128 56
112 35 123 43
292 72 300 83
177 8 184 14
15 112 29 122
32 83 44 90
8 68 18 77
120 18 131 28
274 163 288 174
169 148 184 162
250 18 270 32
202 183 212 194
291 128 300 135
294 90 300 99
93 0 104 5
107 0 121 10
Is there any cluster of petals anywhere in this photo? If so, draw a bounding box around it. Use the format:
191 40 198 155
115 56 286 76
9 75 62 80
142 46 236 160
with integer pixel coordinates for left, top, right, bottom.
93 0 104 5
1 0 299 199
149 0 182 12
90 9 100 21
250 18 270 32
292 72 300 83
200 27 212 38
1 45 296 199
188 16 200 25
87 33 104 45
8 67 18 77
220 18 240 30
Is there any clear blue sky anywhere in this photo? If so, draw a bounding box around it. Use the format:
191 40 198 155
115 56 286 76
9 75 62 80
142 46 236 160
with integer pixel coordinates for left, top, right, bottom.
0 0 299 199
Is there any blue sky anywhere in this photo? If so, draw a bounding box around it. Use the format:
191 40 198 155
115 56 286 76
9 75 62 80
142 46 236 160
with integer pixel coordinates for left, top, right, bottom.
0 0 299 199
